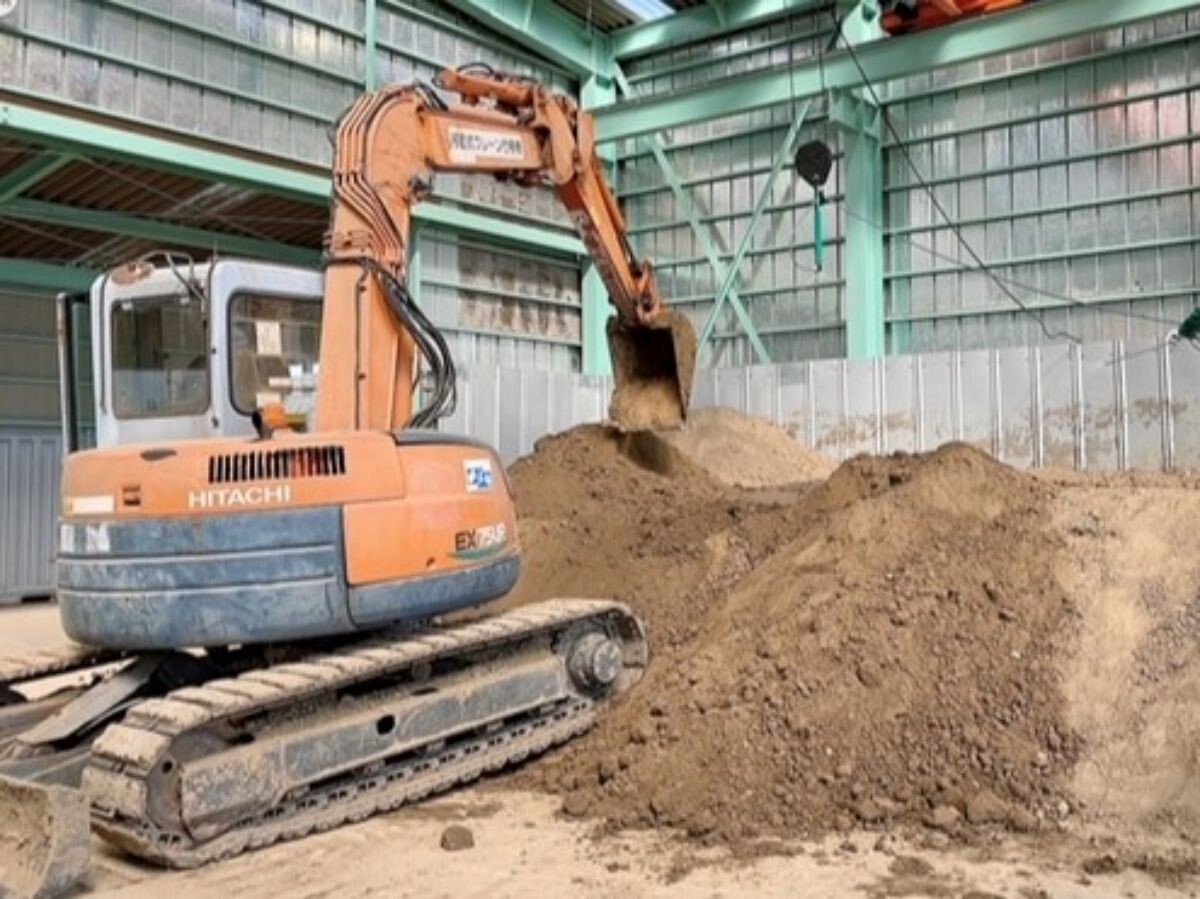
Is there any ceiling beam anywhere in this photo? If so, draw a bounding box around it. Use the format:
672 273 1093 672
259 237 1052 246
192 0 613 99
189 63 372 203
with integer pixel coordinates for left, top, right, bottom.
438 0 608 77
0 101 585 258
2 199 320 266
0 101 328 203
417 202 584 256
595 0 1198 141
0 259 98 292
0 152 74 204
612 0 821 59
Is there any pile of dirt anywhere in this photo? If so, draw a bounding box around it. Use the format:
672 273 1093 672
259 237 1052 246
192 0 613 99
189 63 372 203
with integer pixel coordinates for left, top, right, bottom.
1053 476 1200 839
504 411 1082 848
625 408 835 488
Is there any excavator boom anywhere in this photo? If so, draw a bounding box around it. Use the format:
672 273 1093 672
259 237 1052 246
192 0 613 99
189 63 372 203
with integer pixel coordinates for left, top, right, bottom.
318 66 696 433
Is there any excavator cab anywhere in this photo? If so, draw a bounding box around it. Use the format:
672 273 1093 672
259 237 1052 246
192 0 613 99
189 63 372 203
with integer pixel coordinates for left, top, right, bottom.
60 256 323 452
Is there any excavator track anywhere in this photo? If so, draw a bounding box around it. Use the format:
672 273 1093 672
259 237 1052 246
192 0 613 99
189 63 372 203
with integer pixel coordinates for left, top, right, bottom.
84 598 645 868
0 645 126 693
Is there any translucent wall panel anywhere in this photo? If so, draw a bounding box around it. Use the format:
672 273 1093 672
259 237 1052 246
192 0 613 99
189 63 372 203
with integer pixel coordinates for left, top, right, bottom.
621 7 829 110
0 0 573 179
618 99 847 367
884 12 1200 353
618 9 1200 364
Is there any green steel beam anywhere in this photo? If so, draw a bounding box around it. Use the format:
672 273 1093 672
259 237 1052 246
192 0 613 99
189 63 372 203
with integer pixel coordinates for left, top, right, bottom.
438 0 607 77
0 259 98 292
3 199 319 266
612 0 822 60
581 74 615 377
0 152 73 204
364 0 379 90
595 0 1199 141
698 100 812 357
613 66 769 365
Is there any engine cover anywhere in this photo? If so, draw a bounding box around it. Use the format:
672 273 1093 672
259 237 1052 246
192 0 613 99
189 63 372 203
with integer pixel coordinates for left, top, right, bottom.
56 430 519 649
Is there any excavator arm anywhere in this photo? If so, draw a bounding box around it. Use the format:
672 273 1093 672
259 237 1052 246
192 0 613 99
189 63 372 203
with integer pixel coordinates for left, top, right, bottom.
315 65 697 434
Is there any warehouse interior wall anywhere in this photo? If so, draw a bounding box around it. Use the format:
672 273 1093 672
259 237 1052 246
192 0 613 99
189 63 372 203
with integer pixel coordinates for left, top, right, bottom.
616 8 1200 366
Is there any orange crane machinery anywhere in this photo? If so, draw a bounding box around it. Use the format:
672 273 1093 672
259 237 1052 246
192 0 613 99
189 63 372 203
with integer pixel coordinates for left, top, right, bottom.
0 66 693 892
880 0 1031 35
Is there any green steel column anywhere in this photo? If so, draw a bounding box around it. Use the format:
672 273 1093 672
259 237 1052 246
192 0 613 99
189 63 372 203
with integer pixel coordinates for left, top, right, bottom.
838 2 885 359
581 73 615 377
364 0 379 90
843 115 884 358
408 221 422 305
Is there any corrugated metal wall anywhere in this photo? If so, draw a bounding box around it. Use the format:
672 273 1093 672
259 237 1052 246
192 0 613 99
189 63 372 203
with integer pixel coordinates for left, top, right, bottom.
6 337 1199 599
446 338 1197 472
0 430 60 600
0 288 62 428
618 9 1200 364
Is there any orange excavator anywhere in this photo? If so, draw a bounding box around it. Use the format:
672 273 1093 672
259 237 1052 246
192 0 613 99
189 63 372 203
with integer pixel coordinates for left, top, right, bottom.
0 66 694 895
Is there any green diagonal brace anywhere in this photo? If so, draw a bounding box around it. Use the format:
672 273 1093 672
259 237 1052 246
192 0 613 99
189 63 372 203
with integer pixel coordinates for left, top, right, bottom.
612 66 770 364
698 100 811 353
0 152 73 204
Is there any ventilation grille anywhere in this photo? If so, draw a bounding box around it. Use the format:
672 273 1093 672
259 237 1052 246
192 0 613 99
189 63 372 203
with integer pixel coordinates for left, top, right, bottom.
208 445 346 484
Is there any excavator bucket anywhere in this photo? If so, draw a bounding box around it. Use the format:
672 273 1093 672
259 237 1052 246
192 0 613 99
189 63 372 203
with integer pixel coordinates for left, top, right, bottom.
607 311 698 431
0 775 90 899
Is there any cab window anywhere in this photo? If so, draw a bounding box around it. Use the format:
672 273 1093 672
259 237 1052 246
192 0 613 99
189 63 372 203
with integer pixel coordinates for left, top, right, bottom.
229 293 321 430
111 295 208 419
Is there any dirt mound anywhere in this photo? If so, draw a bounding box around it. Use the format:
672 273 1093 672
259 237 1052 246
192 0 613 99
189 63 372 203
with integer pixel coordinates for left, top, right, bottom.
624 408 834 488
506 416 1081 848
1054 478 1200 838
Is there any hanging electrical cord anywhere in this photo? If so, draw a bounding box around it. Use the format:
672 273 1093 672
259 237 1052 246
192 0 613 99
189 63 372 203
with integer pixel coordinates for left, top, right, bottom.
138 250 206 306
358 258 457 428
827 7 1081 345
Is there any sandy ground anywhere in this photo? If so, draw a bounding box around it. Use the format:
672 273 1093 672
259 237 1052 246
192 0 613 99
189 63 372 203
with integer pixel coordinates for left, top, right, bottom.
0 602 1193 899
